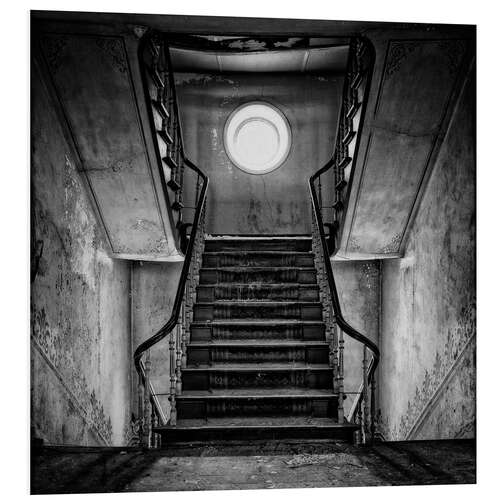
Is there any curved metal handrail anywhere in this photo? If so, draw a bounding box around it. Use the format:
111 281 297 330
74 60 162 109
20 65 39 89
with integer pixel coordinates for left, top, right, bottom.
309 176 380 367
133 30 209 377
308 36 379 427
134 159 208 376
309 176 379 421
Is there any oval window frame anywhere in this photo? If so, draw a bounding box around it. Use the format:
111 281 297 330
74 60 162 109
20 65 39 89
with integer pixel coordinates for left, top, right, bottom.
223 101 292 175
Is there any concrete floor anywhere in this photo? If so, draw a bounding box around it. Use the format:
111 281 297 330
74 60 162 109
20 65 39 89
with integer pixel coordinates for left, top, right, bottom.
31 439 475 494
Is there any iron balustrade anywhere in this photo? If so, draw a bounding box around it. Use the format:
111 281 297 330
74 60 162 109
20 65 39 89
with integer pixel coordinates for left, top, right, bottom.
134 32 209 448
309 37 379 444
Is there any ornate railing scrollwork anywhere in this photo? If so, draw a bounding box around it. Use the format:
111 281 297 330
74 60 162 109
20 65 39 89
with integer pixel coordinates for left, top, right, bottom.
134 31 209 448
312 37 374 254
309 37 379 444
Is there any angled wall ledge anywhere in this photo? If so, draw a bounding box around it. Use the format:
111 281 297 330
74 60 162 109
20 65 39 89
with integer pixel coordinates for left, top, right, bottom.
34 27 181 262
336 37 474 260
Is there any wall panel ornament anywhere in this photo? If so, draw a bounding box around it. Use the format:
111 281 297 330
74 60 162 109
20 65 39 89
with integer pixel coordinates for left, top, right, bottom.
40 35 69 74
376 300 476 441
95 37 128 73
31 325 113 445
339 37 471 259
385 41 420 78
38 33 176 259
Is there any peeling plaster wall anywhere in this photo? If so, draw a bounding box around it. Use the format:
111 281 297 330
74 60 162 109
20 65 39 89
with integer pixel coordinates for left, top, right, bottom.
377 69 475 441
131 261 183 420
175 73 343 234
31 63 132 446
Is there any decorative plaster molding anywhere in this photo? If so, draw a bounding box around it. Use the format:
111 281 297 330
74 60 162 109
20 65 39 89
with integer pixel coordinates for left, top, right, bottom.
376 299 476 441
95 37 128 74
40 35 69 74
385 39 466 80
406 330 475 439
31 306 113 445
123 414 142 446
385 41 420 78
31 336 112 445
379 232 402 254
437 40 467 75
347 236 362 252
128 25 149 39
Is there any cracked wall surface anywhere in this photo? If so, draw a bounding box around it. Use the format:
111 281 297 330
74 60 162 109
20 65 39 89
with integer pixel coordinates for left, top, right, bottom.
31 62 132 446
377 68 475 441
175 73 343 234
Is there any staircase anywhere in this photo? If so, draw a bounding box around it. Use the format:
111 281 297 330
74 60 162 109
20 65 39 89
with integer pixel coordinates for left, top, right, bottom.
154 237 359 444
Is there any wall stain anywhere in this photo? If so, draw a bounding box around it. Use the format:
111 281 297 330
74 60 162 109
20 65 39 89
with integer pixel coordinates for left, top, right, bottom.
31 67 131 446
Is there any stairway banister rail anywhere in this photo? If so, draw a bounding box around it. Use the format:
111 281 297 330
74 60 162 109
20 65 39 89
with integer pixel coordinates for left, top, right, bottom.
309 176 379 427
309 177 380 361
133 172 208 375
308 36 379 439
164 39 187 157
133 31 209 445
134 30 209 374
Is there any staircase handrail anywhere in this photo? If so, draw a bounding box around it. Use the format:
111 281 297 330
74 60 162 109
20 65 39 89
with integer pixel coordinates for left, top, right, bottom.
133 31 209 445
308 36 379 439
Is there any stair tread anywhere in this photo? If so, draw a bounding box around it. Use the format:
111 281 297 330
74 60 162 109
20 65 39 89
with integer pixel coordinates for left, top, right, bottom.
204 251 313 255
205 236 311 241
157 416 357 429
202 266 315 271
197 283 318 288
192 319 324 326
188 340 328 347
177 388 337 399
197 301 321 306
183 362 331 371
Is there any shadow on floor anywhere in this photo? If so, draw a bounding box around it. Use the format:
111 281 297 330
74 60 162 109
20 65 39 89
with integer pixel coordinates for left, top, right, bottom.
31 438 476 494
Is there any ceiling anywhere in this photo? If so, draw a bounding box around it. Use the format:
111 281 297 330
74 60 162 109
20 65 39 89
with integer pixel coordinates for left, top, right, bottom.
170 45 350 73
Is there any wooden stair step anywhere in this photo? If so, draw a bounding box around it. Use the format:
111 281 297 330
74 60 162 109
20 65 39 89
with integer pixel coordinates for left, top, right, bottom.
193 301 323 321
155 417 358 443
183 363 331 371
188 340 328 347
182 363 332 391
178 388 337 398
196 283 319 302
187 340 329 364
202 251 314 268
176 389 339 418
199 267 317 285
190 320 325 342
204 237 312 252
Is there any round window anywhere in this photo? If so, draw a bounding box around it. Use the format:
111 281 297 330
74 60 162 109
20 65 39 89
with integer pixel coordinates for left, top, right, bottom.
223 101 291 174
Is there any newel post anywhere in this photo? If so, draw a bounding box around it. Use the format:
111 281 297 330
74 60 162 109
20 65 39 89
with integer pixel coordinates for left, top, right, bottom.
143 350 152 447
362 346 370 443
169 334 177 426
337 329 345 422
370 374 376 442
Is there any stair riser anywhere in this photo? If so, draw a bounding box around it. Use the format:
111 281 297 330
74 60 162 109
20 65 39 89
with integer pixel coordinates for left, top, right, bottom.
194 303 323 321
187 346 329 365
199 269 316 285
190 323 325 342
204 240 312 252
182 370 332 390
202 254 314 268
156 426 356 444
177 398 337 419
196 286 319 302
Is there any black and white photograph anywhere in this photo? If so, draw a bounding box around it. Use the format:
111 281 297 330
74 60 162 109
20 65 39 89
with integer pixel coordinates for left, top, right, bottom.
14 2 489 496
